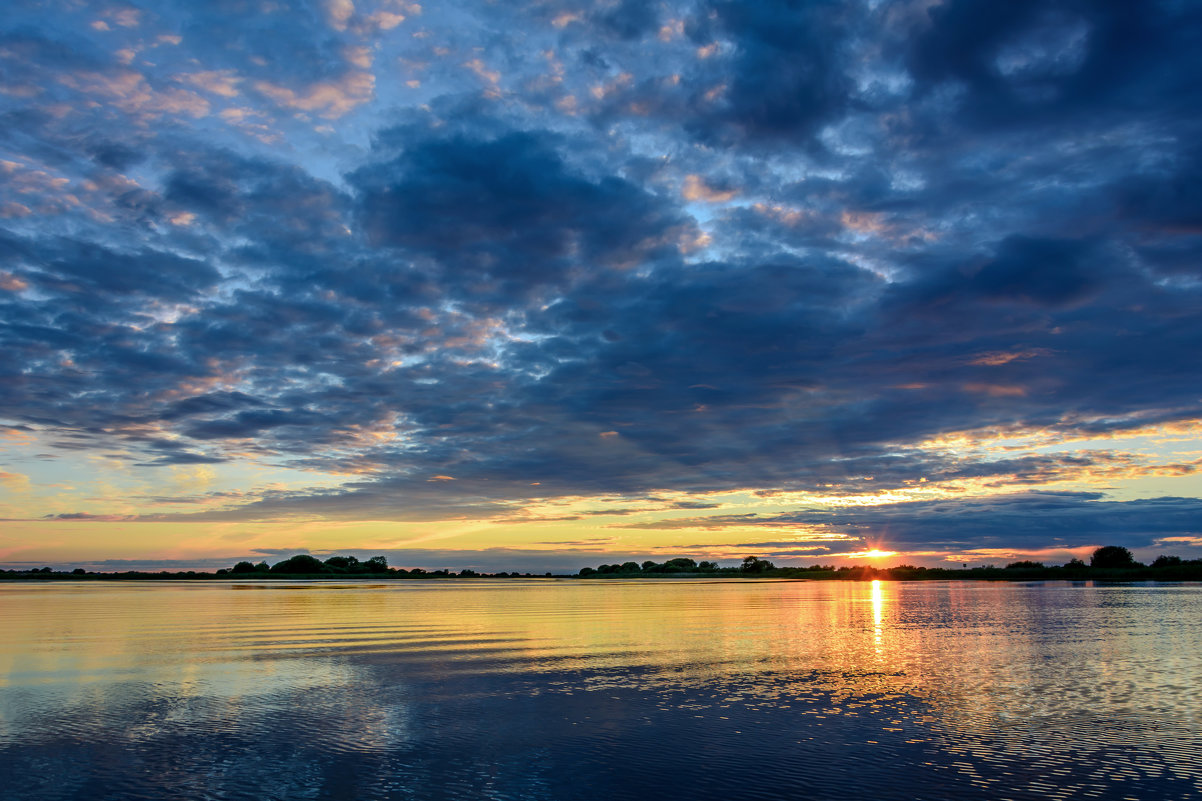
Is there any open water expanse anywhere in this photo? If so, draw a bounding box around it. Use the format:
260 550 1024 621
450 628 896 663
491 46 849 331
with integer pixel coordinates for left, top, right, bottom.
1 579 1199 801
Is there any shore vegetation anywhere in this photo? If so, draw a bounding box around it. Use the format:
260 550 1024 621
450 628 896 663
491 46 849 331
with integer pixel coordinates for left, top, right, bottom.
4 547 1201 582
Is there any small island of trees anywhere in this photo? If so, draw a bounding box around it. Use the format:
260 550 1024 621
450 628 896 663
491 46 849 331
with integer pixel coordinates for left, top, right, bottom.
579 556 776 576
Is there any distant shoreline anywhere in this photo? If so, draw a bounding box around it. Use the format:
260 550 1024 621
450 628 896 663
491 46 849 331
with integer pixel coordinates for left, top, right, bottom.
6 547 1199 583
3 564 1201 582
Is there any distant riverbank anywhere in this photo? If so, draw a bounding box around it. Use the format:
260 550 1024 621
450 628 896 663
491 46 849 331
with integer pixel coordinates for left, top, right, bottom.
575 562 1202 582
4 563 1201 582
5 547 1200 582
573 549 1202 582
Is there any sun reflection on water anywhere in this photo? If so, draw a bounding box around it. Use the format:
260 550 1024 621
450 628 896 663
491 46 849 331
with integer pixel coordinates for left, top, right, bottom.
870 579 884 656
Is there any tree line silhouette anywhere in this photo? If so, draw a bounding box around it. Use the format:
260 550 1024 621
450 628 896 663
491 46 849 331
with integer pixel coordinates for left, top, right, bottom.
1 554 553 580
575 547 1202 581
3 546 1200 581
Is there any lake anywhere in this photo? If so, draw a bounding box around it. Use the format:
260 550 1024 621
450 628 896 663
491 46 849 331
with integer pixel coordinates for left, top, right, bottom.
1 579 1199 800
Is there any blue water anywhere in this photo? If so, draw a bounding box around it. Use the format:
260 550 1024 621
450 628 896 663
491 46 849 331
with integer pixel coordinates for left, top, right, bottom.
1 579 1199 800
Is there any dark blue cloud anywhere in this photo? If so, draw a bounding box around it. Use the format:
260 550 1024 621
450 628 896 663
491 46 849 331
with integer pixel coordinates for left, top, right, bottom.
896 235 1110 313
698 0 857 145
965 236 1103 307
906 0 1202 128
350 128 688 303
28 238 220 301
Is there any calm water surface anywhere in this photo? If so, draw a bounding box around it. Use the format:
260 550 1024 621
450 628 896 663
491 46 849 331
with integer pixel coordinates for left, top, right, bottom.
1 579 1199 800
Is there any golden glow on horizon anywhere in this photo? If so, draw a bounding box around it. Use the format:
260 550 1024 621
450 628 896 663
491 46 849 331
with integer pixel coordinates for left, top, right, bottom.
3 412 1201 568
912 417 1202 454
845 549 899 559
945 546 1095 564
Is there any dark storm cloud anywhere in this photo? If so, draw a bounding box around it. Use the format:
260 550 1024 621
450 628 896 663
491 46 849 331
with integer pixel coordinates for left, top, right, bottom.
911 236 1107 309
905 0 1202 128
23 237 221 302
694 0 857 145
1114 145 1202 236
350 127 689 303
573 0 863 152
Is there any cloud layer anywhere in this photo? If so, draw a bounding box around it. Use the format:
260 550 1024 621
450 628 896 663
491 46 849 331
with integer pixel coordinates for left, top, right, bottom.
1 0 1200 564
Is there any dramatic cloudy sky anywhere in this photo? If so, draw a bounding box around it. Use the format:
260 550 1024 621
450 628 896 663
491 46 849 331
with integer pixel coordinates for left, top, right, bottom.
2 0 1201 571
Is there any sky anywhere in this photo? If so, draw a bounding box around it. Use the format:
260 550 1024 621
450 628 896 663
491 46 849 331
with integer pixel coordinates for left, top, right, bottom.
2 0 1201 573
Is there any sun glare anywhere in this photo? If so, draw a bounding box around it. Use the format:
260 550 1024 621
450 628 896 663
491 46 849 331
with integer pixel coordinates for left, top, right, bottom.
848 549 898 559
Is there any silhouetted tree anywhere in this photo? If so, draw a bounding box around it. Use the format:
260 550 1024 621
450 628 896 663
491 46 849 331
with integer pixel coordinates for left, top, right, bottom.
641 560 658 571
619 561 641 573
270 554 326 574
741 556 775 573
366 556 389 572
231 561 258 573
1151 555 1183 567
1006 561 1044 569
1064 557 1086 568
1090 546 1136 569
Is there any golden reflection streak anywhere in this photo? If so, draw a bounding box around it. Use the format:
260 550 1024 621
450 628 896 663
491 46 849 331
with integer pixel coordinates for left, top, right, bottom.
870 579 883 656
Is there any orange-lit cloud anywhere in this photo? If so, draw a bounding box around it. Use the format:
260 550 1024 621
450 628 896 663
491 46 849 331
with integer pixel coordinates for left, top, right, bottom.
59 70 210 119
176 70 241 98
682 174 737 203
961 382 1027 397
254 71 374 118
969 349 1051 366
